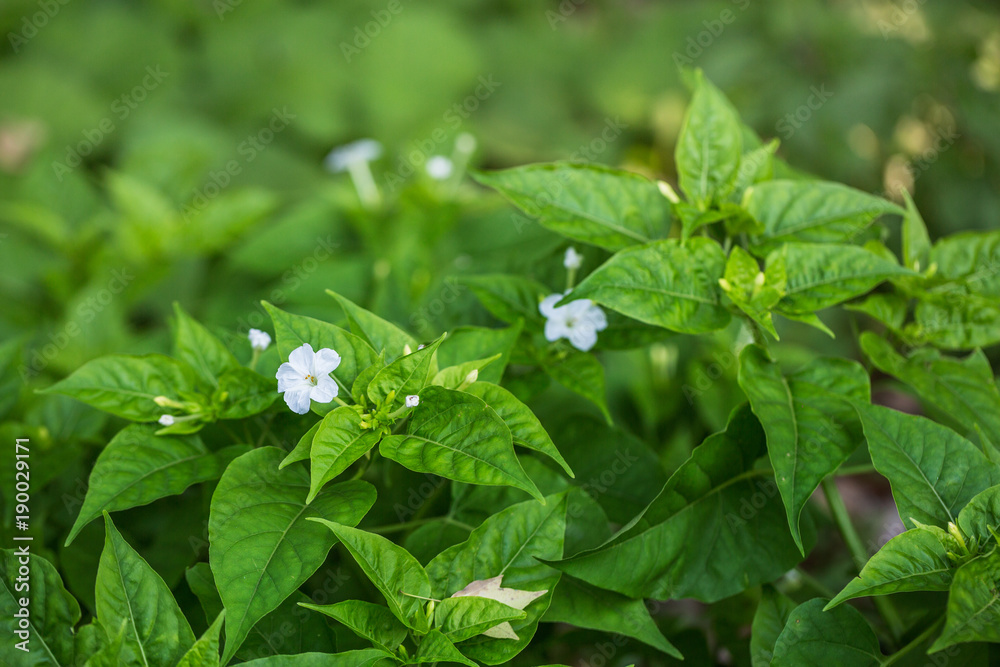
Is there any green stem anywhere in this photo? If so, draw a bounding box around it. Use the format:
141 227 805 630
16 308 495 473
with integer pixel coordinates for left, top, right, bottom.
822 477 905 644
881 617 945 666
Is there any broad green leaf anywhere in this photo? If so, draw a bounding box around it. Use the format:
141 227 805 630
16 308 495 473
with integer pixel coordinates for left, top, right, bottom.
67 425 248 545
307 406 381 503
826 526 956 608
542 574 681 658
235 589 337 662
434 596 526 643
908 298 1000 350
745 179 903 252
721 246 784 339
213 368 277 419
279 420 321 470
83 619 128 667
351 351 386 404
73 622 109 667
541 350 611 424
730 139 779 203
263 301 379 395
96 514 195 667
460 275 548 327
770 599 883 667
766 243 913 313
404 519 473 565
426 494 567 664
473 162 668 250
750 586 797 667
238 649 396 666
431 354 500 390
172 302 240 386
411 629 477 667
957 485 1000 543
929 230 1000 298
675 69 743 208
327 290 418 356
567 237 730 334
176 612 224 667
738 345 869 552
861 333 1000 455
380 385 543 502
436 323 523 384
845 293 909 332
299 600 407 652
209 447 376 664
858 404 1000 528
901 189 931 271
552 404 812 602
367 336 443 407
308 521 431 631
0 549 80 667
930 550 1000 653
465 381 574 477
43 354 203 422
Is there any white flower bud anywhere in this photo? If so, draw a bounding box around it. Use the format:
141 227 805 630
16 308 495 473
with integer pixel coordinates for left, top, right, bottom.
563 247 583 270
158 415 175 426
403 344 413 356
464 369 479 385
405 395 420 408
248 328 271 352
426 156 453 180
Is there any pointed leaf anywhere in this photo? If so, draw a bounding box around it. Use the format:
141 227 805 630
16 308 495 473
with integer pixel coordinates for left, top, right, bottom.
176 612 224 667
327 290 417 356
299 600 407 652
770 599 883 667
237 649 396 666
750 586 797 667
901 189 931 271
411 629 477 667
436 323 523 384
957 485 1000 543
434 596 526 643
930 550 1000 653
540 350 611 424
279 420 321 470
172 302 240 386
367 336 443 407
307 407 381 502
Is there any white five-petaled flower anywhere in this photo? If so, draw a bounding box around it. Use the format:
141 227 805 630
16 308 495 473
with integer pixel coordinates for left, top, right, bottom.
158 415 175 426
426 155 453 180
405 395 420 408
248 328 271 352
539 293 608 352
563 246 583 270
450 575 547 640
276 343 342 415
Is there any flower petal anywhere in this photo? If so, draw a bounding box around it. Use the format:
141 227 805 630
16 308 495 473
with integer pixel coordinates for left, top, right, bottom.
310 375 339 404
287 343 315 374
567 325 598 352
276 362 307 392
283 388 312 414
538 293 564 318
312 347 342 375
544 318 570 343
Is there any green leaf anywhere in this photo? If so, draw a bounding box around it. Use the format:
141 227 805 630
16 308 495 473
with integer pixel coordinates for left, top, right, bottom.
901 189 931 271
66 424 248 546
750 586 797 667
721 246 784 339
235 589 336 662
860 333 1000 456
213 367 277 419
410 629 477 667
0 550 80 667
263 301 379 395
858 404 1000 528
957 485 1000 543
426 494 567 664
770 599 883 667
730 139 779 204
436 323 523 384
298 600 407 652
307 406 381 503
826 526 956 608
96 514 195 667
308 521 431 631
541 350 611 424
434 596 526 643
567 237 730 334
184 563 223 627
908 298 1000 350
172 302 240 386
351 351 386 404
473 162 668 250
460 275 547 327
767 243 913 313
83 619 129 667
237 649 396 666
209 447 376 664
929 230 1000 298
745 179 903 253
327 290 418 356
930 550 1000 653
542 574 681 658
465 381 573 477
675 69 743 208
43 354 203 422
366 336 443 407
380 385 543 502
176 612 224 667
552 404 811 602
431 354 501 390
738 345 869 552
845 293 909 332
279 419 321 470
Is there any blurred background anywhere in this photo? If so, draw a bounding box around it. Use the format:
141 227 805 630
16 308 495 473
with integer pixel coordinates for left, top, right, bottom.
1 1 999 664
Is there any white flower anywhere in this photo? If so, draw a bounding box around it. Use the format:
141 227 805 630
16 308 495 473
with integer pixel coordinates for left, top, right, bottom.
426 155 453 180
451 575 547 640
539 293 608 352
324 139 383 173
405 395 420 408
275 343 342 415
248 328 271 352
563 246 583 270
158 415 175 426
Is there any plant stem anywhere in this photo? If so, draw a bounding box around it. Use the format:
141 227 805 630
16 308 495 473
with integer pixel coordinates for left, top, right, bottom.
836 464 878 476
369 516 474 536
881 617 945 666
821 477 905 644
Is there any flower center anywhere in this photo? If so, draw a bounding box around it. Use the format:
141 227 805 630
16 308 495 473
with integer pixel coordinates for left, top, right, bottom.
565 317 577 328
304 373 317 385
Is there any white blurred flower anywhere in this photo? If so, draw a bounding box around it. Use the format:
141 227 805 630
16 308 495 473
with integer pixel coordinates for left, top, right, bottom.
324 139 383 172
450 575 547 640
426 155 453 180
158 415 175 426
405 395 420 408
276 343 342 415
248 328 271 352
563 246 583 270
539 293 608 352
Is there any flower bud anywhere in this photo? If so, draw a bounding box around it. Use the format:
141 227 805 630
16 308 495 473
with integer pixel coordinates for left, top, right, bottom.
405 395 420 408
